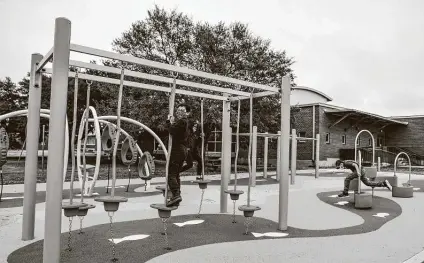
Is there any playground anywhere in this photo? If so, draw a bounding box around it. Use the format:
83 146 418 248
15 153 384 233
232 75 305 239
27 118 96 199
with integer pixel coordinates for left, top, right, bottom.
1 17 424 263
1 170 424 263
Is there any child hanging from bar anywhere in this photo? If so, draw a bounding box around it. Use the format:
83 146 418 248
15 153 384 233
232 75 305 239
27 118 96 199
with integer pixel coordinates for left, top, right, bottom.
335 159 392 197
166 103 191 207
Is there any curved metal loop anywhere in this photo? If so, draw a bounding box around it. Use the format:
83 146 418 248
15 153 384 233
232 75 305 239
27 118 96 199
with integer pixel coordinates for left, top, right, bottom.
170 71 179 79
120 135 138 166
250 87 255 96
120 61 128 70
138 151 155 179
101 123 117 153
394 152 412 183
354 129 375 166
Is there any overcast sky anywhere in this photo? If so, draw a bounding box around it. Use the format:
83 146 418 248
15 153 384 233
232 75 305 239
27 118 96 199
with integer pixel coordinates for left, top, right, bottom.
1 0 423 117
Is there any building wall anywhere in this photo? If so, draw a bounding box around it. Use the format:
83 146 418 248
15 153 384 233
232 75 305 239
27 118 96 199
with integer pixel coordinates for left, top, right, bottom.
293 105 389 164
385 116 424 155
292 106 314 160
317 106 378 161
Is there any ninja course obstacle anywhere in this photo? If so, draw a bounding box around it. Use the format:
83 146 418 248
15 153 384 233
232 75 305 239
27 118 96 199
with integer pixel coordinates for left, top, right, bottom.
9 17 291 263
1 17 417 263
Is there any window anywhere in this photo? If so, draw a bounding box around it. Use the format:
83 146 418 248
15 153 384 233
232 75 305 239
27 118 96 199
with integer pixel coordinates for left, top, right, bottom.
368 138 372 146
377 137 383 147
325 133 330 144
342 135 346 145
298 131 306 143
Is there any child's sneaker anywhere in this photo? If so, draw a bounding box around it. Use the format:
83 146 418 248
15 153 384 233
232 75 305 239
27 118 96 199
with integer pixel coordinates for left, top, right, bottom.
384 180 392 191
166 196 182 207
338 192 349 197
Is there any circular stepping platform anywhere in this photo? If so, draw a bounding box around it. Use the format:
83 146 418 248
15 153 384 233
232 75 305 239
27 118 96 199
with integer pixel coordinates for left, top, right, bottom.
94 196 128 212
150 203 178 218
354 193 372 209
62 202 87 217
77 204 96 217
224 189 244 200
238 205 261 217
392 185 414 198
140 176 152 181
193 179 211 189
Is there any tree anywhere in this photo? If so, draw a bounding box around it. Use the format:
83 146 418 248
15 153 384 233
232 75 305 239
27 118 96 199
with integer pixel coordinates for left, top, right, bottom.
104 5 296 142
0 77 28 148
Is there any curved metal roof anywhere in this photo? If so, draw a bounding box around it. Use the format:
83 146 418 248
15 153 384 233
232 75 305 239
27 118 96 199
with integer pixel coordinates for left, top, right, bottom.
292 86 333 102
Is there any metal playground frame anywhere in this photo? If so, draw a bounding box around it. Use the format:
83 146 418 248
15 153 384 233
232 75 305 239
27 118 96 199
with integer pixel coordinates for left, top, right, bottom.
23 17 292 262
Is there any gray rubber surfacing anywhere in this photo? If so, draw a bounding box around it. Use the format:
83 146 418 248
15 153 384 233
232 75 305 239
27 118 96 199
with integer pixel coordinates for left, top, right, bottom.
7 191 401 263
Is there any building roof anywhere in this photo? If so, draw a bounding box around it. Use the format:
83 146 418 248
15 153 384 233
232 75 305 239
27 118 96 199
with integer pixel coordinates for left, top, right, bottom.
293 102 409 128
389 115 424 119
292 86 333 102
322 105 408 128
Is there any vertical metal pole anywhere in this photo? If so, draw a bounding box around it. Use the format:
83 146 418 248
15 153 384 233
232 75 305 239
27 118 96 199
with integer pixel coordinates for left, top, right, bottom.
200 99 205 180
290 129 296 185
378 157 381 172
214 127 217 152
69 74 79 203
43 17 71 263
357 150 362 193
278 75 291 231
112 69 125 198
220 95 230 213
41 125 45 178
164 76 176 204
315 134 320 178
233 99 241 191
22 53 43 241
247 93 253 206
251 126 257 187
81 82 91 200
276 131 281 181
312 105 316 160
263 133 268 179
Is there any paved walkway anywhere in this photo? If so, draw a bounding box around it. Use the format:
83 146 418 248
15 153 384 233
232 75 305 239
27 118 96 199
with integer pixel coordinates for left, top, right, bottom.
1 170 424 262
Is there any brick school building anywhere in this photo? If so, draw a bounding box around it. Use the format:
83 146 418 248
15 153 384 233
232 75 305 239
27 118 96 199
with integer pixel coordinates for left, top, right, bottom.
291 87 424 167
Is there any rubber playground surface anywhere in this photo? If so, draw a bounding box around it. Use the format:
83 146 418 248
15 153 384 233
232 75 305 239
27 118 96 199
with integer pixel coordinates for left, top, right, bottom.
1 169 424 263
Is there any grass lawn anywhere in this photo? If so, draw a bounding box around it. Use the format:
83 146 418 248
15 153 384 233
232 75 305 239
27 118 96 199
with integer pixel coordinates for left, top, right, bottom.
0 159 421 185
0 158 253 185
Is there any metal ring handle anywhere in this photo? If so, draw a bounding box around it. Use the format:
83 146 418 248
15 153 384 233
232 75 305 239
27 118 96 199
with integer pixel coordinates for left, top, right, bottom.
101 123 116 153
138 151 155 178
120 136 137 166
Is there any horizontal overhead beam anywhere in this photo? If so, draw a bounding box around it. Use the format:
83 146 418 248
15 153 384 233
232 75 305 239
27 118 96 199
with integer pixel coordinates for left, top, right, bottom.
43 69 228 101
69 43 279 93
229 90 279 101
70 60 250 97
35 47 53 73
